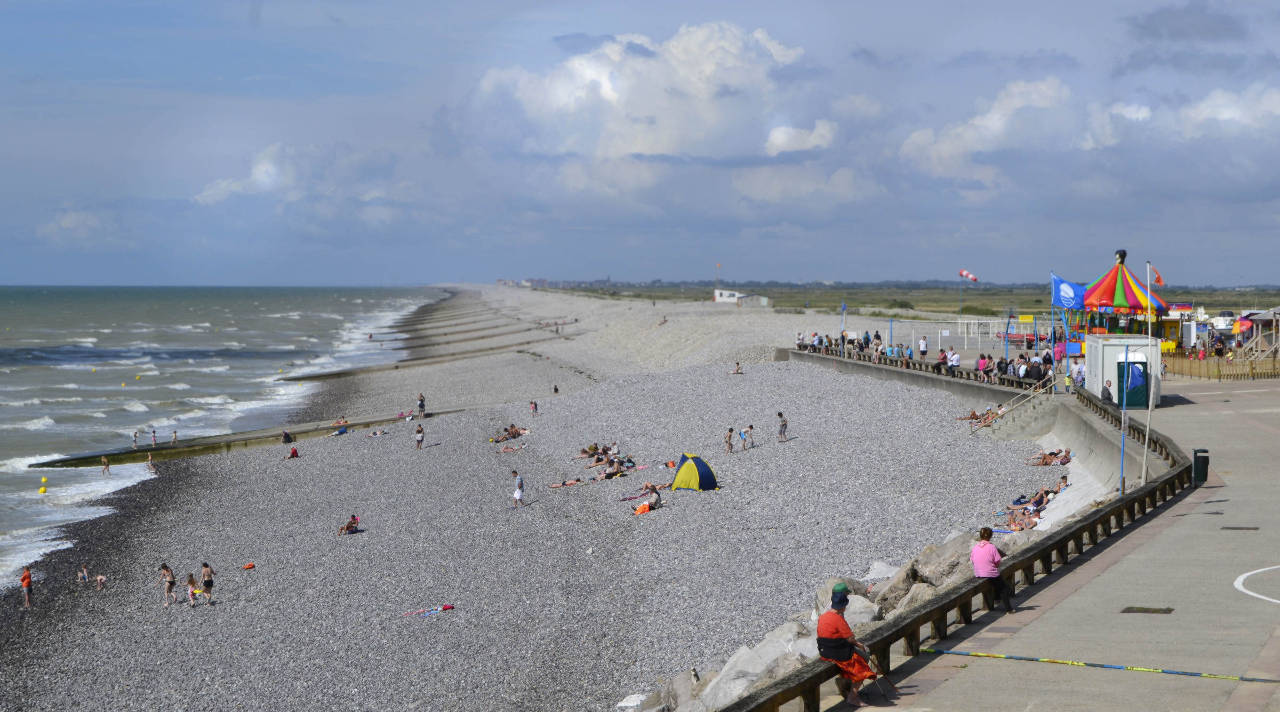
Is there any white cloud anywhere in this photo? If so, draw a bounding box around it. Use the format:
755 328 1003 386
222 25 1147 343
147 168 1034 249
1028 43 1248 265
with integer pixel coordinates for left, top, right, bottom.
36 209 128 249
1080 102 1152 150
900 77 1070 190
732 164 875 203
765 119 837 156
195 143 303 205
481 21 806 187
832 93 882 119
1180 84 1280 137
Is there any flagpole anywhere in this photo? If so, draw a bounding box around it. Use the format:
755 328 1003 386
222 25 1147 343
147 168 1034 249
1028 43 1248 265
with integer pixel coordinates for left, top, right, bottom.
1120 344 1129 495
1142 262 1154 487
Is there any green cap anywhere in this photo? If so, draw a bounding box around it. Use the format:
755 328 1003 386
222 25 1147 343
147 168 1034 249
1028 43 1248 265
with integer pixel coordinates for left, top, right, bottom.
831 582 851 595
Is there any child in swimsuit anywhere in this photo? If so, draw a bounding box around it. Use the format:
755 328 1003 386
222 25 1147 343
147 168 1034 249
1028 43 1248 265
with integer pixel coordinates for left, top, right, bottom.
186 574 198 607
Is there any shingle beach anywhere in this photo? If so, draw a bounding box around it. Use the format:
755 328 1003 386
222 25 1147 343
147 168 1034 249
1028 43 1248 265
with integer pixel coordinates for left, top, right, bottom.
0 287 1056 711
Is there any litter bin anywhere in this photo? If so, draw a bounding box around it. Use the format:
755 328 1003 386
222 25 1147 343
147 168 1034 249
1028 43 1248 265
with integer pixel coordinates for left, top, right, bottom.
1192 449 1209 486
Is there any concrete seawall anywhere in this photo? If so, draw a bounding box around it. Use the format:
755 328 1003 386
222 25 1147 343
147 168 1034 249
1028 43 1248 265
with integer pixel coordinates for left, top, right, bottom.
780 348 1023 409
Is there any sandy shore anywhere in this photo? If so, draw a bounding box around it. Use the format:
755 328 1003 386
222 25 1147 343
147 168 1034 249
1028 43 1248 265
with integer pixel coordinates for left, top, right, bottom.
0 287 1061 711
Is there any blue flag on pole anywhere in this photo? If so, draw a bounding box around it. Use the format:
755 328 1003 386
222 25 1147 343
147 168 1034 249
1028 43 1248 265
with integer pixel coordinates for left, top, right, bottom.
1051 273 1085 309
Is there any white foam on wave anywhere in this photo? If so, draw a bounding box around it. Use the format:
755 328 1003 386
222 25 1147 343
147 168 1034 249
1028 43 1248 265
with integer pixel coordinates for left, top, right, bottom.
268 344 297 351
0 398 41 407
54 383 81 390
186 395 234 405
176 409 207 420
168 364 229 374
123 401 149 412
69 337 98 344
166 383 191 390
223 342 245 349
0 453 67 473
0 417 56 431
89 412 107 418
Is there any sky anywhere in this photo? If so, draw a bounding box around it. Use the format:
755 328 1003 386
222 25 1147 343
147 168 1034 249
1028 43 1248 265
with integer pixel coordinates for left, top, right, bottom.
2 1 1279 286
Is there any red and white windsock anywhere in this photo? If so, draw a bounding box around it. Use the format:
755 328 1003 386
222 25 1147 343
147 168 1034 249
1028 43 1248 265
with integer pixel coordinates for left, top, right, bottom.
958 269 979 283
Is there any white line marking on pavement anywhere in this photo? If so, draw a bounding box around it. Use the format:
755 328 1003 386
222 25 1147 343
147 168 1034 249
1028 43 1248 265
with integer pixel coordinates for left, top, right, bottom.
1234 565 1280 605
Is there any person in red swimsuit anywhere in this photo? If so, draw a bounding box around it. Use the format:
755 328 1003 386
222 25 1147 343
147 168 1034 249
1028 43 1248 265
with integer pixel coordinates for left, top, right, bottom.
816 589 876 706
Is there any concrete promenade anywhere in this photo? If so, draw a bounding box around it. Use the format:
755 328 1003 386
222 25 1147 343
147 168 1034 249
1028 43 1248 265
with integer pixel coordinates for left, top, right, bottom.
889 378 1280 711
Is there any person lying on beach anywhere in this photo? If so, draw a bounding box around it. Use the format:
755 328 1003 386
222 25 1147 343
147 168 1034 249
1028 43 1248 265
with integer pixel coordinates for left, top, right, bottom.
549 478 584 488
331 417 349 426
328 426 348 437
957 410 982 421
584 453 611 468
632 483 662 514
1026 449 1063 466
339 515 361 535
493 424 530 442
573 448 594 459
497 443 524 453
284 447 300 459
366 429 389 437
1005 509 1039 531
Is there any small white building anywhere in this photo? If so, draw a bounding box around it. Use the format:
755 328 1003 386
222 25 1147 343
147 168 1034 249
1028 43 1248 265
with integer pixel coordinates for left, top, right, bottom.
713 289 745 303
1084 334 1161 408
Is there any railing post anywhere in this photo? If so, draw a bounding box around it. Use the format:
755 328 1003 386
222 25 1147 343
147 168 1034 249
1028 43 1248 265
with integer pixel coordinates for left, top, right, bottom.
800 685 820 712
902 626 921 657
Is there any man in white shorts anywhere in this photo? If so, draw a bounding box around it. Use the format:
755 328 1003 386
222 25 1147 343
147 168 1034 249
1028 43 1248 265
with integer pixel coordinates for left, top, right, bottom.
512 470 524 508
918 336 928 361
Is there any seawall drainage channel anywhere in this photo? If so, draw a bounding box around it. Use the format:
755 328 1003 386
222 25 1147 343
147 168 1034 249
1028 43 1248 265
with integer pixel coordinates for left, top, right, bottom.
715 350 1193 712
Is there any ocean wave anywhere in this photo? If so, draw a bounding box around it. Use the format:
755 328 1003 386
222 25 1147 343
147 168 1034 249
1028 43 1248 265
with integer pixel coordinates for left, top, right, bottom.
165 383 191 390
265 312 304 319
68 337 98 344
0 453 66 472
0 398 40 407
186 395 234 405
268 344 297 351
176 409 207 420
223 342 245 349
0 416 57 431
167 365 229 374
123 401 149 412
89 412 107 418
54 383 80 390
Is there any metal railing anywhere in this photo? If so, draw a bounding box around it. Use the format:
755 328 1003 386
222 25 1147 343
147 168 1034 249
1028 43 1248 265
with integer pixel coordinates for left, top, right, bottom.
722 377 1192 712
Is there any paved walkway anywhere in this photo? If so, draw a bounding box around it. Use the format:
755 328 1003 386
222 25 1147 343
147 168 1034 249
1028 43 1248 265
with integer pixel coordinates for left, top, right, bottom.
887 378 1280 712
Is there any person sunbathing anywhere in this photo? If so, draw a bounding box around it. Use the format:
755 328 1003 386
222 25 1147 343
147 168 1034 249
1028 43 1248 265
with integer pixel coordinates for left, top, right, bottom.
331 417 349 426
338 515 360 535
584 453 610 468
366 429 389 437
497 443 525 453
549 478 584 488
957 410 982 421
1005 509 1038 531
1026 449 1064 466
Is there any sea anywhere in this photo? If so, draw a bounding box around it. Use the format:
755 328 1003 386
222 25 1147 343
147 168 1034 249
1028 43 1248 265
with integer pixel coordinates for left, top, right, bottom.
0 286 442 588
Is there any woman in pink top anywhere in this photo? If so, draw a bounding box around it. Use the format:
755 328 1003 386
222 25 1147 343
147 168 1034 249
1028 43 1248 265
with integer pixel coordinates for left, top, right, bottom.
971 527 1014 613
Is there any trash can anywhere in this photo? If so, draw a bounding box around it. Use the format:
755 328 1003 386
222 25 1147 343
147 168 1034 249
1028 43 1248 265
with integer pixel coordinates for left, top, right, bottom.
1192 449 1209 486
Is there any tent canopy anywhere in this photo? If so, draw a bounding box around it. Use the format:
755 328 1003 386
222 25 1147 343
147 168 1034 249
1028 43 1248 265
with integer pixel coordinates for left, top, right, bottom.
1082 250 1168 314
671 453 718 491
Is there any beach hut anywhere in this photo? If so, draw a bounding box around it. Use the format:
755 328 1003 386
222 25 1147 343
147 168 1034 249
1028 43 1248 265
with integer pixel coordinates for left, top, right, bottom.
670 454 718 491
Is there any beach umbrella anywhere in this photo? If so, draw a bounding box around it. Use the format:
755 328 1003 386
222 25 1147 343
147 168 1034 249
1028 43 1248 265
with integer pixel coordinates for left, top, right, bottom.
1082 250 1168 314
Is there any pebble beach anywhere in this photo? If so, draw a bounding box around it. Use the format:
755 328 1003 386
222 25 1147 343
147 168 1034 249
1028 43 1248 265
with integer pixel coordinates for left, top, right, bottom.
0 287 1061 711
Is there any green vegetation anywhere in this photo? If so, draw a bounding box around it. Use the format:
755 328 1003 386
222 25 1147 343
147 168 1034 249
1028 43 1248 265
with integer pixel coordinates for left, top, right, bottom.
543 283 1280 316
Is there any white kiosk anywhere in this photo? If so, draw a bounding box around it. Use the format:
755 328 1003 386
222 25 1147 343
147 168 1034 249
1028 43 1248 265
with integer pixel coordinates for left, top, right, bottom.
1084 334 1161 408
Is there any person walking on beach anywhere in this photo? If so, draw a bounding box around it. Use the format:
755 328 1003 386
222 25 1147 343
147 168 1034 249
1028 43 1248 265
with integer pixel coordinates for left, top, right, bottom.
744 425 755 450
132 431 138 449
101 456 110 475
185 574 199 607
200 563 216 605
724 428 735 454
414 424 425 449
971 527 1014 613
171 430 177 444
417 393 426 418
159 564 177 607
20 566 33 608
151 429 157 446
512 470 524 508
777 412 788 442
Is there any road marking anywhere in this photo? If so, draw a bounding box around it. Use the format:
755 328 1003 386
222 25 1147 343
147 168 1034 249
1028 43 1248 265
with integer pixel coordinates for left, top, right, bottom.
1236 388 1280 393
1234 565 1280 605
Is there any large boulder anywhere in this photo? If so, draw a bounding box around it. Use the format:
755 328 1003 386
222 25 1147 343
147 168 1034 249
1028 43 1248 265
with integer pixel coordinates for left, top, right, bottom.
890 582 938 618
843 594 881 625
871 562 918 611
914 531 976 588
791 635 818 659
812 577 866 620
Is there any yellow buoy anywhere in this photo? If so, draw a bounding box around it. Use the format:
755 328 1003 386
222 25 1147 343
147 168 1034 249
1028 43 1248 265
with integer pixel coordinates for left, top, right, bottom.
38 486 46 494
135 375 142 380
41 476 47 483
91 367 96 373
122 382 127 387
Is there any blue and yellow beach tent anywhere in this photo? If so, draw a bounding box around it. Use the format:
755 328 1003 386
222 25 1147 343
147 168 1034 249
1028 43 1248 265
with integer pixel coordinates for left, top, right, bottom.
671 453 718 491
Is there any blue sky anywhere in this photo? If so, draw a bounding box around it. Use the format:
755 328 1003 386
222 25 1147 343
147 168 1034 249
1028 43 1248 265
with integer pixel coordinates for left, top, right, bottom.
2 1 1279 286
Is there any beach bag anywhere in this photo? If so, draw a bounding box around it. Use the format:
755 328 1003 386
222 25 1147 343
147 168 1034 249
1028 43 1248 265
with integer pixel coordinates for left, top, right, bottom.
633 503 651 516
817 636 855 662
